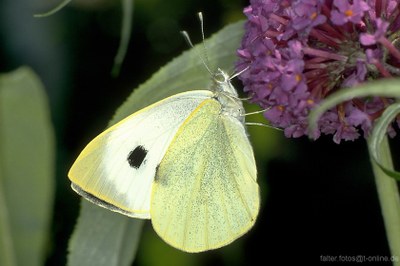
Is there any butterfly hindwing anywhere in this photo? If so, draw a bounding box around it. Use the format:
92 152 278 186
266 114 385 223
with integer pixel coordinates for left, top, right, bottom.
151 98 259 252
68 90 214 218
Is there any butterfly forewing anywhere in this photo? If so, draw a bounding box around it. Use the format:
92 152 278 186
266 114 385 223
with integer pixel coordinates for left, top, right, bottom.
68 90 214 218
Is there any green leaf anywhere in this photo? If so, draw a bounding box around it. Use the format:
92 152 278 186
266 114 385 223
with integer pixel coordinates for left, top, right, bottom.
308 77 400 179
33 0 72 18
367 136 400 260
368 103 400 180
111 0 134 77
0 67 55 266
309 78 400 131
67 201 143 266
111 20 245 122
67 20 245 265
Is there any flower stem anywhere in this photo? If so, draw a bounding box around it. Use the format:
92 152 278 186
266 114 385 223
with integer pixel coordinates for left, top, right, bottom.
368 136 400 264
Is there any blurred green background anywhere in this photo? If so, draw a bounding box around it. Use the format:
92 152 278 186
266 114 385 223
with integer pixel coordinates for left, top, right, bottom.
0 0 394 265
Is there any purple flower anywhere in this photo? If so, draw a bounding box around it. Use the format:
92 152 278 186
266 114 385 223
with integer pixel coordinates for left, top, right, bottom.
359 18 389 45
237 0 400 144
331 0 370 25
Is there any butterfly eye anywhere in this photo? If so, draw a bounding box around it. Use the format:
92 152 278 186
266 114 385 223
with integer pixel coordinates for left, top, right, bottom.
213 69 230 84
127 145 148 169
214 73 225 83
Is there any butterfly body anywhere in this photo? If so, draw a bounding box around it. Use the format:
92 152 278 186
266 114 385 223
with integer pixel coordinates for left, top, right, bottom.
68 68 259 252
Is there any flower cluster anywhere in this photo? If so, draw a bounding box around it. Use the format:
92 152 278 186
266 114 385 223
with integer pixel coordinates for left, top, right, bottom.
237 0 400 143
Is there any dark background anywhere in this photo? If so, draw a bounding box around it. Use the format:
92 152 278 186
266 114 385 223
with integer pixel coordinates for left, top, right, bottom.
0 0 394 265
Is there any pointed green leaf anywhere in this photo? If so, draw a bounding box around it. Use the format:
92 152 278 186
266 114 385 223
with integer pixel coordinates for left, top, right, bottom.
67 20 245 266
368 103 400 180
34 0 72 18
309 78 400 131
0 67 55 266
67 201 143 266
111 0 134 77
308 77 400 179
367 136 400 259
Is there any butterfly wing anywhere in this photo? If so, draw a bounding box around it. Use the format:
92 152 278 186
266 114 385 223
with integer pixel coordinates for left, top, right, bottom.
68 90 214 219
151 98 259 252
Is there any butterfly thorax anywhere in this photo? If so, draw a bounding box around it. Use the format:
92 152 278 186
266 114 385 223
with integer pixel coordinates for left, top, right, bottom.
211 68 245 124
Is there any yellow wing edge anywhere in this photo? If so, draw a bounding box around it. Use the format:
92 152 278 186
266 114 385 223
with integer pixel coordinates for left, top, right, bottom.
154 199 259 253
71 183 151 219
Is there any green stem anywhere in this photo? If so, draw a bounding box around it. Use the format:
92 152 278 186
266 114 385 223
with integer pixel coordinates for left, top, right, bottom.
0 168 17 266
368 136 400 264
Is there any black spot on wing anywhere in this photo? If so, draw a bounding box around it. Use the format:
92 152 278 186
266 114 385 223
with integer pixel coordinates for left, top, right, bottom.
127 145 148 169
154 164 160 182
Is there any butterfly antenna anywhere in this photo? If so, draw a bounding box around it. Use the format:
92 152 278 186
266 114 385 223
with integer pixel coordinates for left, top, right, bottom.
197 12 211 70
180 12 213 76
229 66 249 80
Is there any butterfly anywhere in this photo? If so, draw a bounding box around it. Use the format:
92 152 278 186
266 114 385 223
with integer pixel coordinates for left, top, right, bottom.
68 14 260 253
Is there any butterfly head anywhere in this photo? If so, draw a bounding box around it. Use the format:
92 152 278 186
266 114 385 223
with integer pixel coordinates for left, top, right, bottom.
212 68 245 124
181 13 246 124
212 68 238 97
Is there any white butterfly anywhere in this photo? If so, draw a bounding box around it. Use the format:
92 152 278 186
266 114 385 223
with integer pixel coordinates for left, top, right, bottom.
68 14 259 253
